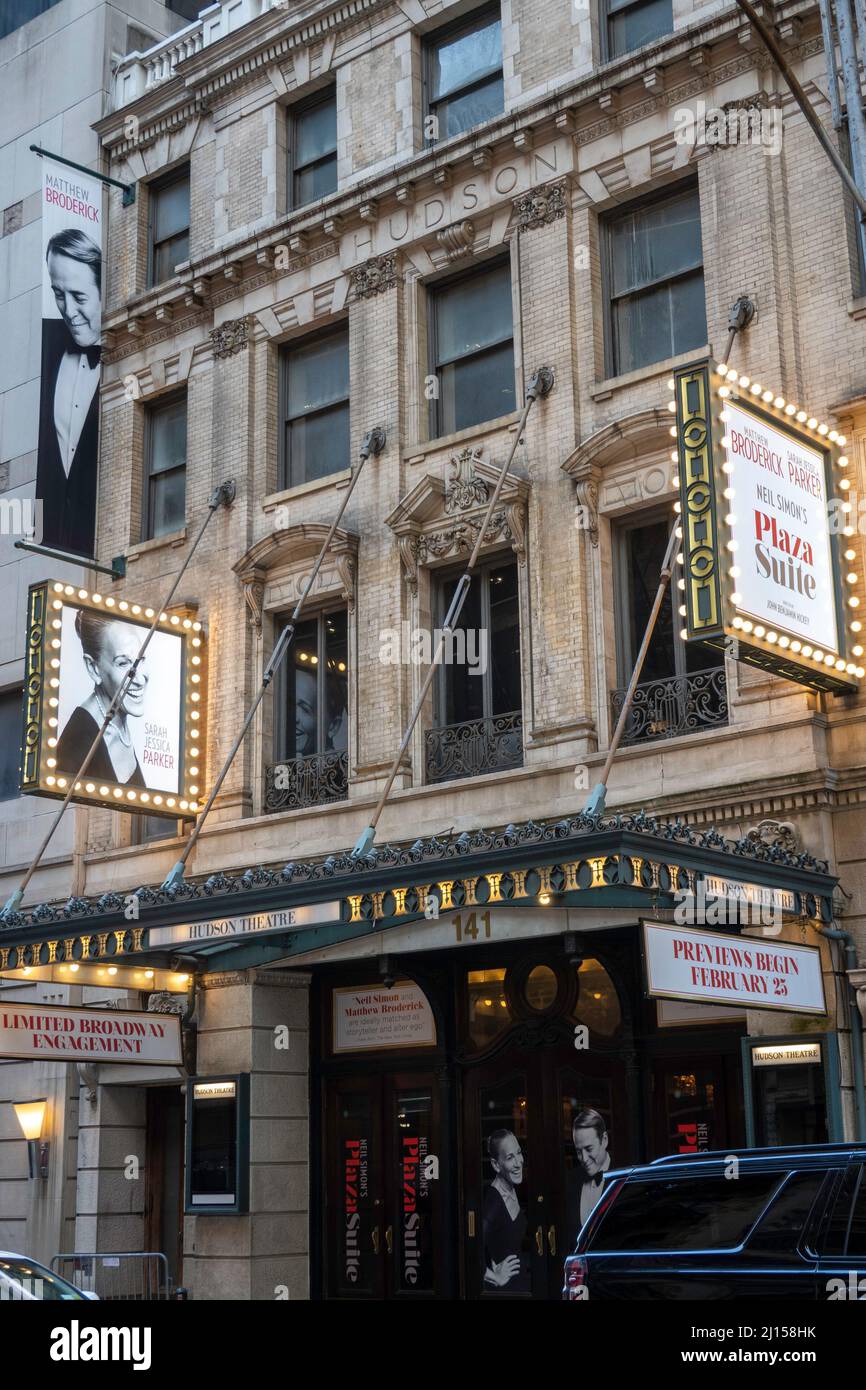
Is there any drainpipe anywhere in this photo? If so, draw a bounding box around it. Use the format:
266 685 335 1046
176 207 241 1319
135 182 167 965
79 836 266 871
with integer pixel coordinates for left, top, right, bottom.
819 926 866 1140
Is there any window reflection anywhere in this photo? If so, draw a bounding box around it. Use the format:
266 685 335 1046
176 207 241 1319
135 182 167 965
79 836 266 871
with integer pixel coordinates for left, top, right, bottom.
467 968 510 1048
573 958 621 1036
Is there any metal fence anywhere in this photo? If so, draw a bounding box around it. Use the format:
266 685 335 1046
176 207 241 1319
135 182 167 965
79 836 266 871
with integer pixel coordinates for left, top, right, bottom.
51 1251 171 1300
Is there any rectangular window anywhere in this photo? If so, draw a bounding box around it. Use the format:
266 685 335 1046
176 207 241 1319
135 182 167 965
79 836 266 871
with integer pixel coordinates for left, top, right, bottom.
280 325 349 489
1 0 63 42
425 6 503 143
144 394 187 540
427 559 522 783
132 813 179 844
605 183 706 376
0 691 21 801
606 0 673 60
613 514 726 743
278 610 349 763
429 259 515 437
148 168 190 287
289 89 338 209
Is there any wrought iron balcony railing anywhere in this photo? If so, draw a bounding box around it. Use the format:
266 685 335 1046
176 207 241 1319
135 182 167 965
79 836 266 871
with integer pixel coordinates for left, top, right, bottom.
265 750 348 812
610 666 728 746
425 711 523 784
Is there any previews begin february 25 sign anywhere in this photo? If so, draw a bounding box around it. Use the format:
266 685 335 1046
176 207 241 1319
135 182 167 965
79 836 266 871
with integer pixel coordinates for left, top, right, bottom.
19 580 206 819
641 920 826 1015
674 358 861 693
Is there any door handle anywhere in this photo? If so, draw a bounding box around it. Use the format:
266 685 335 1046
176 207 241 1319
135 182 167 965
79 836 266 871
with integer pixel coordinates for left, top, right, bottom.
547 1225 556 1257
372 1226 380 1255
385 1224 393 1255
535 1226 543 1256
467 1209 476 1239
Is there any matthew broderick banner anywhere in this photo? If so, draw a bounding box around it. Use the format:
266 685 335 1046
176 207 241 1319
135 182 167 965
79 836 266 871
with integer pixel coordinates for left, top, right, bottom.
36 159 103 558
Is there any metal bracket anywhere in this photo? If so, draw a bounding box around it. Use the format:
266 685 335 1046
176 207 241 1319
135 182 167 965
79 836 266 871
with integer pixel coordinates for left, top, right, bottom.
361 426 387 459
210 479 237 510
527 365 555 400
728 295 756 334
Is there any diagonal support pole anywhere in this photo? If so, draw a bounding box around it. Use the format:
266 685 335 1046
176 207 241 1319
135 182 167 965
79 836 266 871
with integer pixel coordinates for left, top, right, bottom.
1 481 236 922
161 428 387 891
351 369 554 859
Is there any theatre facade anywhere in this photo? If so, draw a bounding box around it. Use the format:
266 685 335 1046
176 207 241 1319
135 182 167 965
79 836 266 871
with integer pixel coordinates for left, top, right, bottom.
4 0 866 1305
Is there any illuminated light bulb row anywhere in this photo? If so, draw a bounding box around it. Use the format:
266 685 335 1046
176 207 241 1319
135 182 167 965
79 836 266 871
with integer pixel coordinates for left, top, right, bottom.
43 772 199 815
712 366 846 444
50 582 202 632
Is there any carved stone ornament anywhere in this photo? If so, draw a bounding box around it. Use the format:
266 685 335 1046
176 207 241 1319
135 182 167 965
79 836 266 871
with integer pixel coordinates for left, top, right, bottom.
436 219 476 261
513 179 568 233
444 448 489 513
242 573 266 633
744 818 800 854
146 991 186 1015
210 316 249 359
350 253 397 299
574 477 599 547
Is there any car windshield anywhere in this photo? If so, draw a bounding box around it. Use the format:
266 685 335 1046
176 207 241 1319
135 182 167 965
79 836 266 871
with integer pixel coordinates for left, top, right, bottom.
0 1256 89 1300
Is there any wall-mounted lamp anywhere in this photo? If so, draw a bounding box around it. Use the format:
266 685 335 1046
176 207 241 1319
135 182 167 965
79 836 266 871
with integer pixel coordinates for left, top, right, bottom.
13 1100 49 1180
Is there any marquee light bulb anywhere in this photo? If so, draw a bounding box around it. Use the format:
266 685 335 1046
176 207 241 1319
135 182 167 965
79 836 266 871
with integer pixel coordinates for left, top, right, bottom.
778 635 790 648
847 573 858 584
785 404 796 416
723 488 734 500
738 376 750 388
730 592 742 604
53 582 64 592
762 390 774 403
742 621 754 633
667 400 677 413
840 478 851 490
99 786 108 795
838 435 847 445
774 397 785 409
818 424 829 436
766 631 778 644
678 604 687 617
807 417 818 429
732 616 743 629
849 596 860 607
754 625 766 638
119 601 128 611
857 667 865 678
667 378 675 390
854 645 864 656
845 549 856 560
64 585 74 596
726 540 738 551
52 599 62 610
729 566 741 578
677 578 685 590
719 386 731 398
836 658 847 670
680 628 688 640
825 654 836 666
750 382 762 395
838 456 849 467
796 411 807 423
132 605 141 615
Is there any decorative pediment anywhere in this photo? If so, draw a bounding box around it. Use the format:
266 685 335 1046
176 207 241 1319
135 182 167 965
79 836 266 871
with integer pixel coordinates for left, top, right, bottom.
561 408 675 534
233 523 358 629
385 447 529 592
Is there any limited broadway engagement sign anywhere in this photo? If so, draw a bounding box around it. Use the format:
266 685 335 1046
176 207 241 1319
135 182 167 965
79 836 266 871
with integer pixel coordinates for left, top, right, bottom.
0 1004 182 1064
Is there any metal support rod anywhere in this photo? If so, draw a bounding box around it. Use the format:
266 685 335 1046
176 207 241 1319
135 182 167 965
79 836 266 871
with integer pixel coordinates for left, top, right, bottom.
818 0 844 130
731 0 866 220
352 369 554 858
13 539 126 581
30 144 136 206
835 0 866 227
584 310 749 818
161 429 386 890
0 481 236 921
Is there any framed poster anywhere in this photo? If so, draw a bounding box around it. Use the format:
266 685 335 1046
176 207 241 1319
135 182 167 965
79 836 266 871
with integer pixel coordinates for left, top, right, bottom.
20 580 206 818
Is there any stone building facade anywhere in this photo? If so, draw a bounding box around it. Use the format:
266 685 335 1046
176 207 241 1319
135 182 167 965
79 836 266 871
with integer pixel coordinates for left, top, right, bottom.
3 0 866 1300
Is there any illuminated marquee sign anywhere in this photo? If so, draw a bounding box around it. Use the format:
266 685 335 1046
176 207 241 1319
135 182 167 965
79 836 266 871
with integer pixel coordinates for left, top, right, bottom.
673 359 862 693
20 580 206 819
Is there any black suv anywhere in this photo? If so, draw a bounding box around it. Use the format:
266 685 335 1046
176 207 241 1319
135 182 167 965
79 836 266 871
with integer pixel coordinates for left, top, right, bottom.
563 1143 866 1300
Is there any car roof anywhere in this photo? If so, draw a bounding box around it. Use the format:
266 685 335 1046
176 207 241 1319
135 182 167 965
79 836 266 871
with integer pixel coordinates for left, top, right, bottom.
600 1143 866 1183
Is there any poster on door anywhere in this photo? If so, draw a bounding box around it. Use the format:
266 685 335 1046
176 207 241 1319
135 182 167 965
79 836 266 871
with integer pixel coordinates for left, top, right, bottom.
480 1101 615 1295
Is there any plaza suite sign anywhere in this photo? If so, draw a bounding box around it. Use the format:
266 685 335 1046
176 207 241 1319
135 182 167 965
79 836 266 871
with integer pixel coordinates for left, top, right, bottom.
641 921 826 1015
673 358 862 693
0 1003 182 1064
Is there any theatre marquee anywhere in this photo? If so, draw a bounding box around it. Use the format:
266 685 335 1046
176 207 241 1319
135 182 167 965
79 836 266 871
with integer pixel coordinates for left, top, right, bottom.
673 358 862 694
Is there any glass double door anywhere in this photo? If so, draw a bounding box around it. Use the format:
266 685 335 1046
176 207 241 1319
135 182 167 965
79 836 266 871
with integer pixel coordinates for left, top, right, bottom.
462 1047 629 1300
324 1073 445 1299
